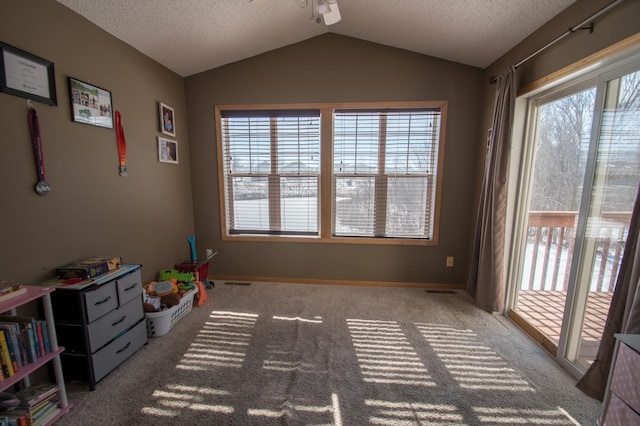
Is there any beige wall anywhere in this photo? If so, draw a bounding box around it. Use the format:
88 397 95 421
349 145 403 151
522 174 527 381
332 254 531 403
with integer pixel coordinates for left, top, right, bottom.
5 0 635 290
185 34 483 286
0 1 194 284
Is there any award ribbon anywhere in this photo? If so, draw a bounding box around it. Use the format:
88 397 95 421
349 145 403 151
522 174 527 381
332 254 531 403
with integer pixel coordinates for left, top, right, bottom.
115 111 128 176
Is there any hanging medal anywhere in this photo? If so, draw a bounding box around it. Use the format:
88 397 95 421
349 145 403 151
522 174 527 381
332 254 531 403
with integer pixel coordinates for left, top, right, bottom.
28 104 51 195
115 111 128 176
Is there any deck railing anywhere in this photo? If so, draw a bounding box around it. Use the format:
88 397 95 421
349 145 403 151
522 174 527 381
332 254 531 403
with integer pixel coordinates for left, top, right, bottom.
523 211 630 292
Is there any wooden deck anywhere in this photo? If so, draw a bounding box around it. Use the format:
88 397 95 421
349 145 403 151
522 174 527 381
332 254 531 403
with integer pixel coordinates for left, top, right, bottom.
515 290 612 367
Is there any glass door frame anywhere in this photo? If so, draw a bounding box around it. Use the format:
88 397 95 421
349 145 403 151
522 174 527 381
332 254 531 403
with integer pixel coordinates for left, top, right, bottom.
505 50 640 378
556 76 605 375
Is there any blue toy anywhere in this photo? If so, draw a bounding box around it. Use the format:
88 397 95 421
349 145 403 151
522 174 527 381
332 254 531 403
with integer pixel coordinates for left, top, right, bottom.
188 235 197 262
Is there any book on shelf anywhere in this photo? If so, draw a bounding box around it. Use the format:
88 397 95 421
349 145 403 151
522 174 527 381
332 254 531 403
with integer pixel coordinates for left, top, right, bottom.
0 346 9 380
0 400 59 426
39 321 50 354
3 407 30 426
0 316 46 365
7 324 23 370
15 383 58 407
21 324 38 364
32 403 60 426
15 383 59 408
0 330 14 378
0 327 20 373
14 383 60 426
0 322 26 369
33 322 45 358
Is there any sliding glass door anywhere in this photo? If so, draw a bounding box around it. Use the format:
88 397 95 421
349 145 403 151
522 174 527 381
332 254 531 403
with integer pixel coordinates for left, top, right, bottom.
510 60 640 375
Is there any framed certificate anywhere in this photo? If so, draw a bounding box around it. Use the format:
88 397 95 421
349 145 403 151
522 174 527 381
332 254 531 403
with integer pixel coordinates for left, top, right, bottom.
0 41 57 106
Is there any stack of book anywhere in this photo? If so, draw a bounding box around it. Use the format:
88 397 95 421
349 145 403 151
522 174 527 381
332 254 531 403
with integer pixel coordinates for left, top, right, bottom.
0 316 51 380
55 256 121 280
3 383 61 426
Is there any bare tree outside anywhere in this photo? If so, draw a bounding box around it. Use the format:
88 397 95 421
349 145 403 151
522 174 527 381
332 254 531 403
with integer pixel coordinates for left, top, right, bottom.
529 88 595 212
529 71 640 214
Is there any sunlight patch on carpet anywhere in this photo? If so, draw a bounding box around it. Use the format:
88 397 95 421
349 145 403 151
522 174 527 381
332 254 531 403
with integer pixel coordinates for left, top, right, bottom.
140 407 178 417
347 319 435 386
273 315 323 323
143 384 235 418
262 359 326 373
416 323 537 392
247 395 340 424
247 408 289 418
176 311 258 371
189 403 235 413
366 400 463 424
473 406 579 424
332 392 343 426
164 384 231 395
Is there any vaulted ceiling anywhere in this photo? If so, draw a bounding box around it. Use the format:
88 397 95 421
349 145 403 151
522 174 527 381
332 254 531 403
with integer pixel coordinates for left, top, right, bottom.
57 0 575 77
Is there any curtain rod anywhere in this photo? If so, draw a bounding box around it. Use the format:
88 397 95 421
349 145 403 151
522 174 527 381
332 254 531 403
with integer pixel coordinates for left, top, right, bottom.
489 0 625 84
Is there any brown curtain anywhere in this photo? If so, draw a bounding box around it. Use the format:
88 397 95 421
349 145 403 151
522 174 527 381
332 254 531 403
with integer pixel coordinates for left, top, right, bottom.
467 67 516 312
577 181 640 400
624 241 640 334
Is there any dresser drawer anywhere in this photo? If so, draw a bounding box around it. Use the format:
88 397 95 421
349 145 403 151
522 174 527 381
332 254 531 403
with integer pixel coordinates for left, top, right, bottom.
117 269 143 305
84 281 118 323
603 393 640 425
87 297 144 353
92 319 147 383
610 342 640 414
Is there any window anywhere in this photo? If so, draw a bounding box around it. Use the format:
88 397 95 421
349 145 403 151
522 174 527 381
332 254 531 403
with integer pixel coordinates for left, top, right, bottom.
219 110 321 236
216 102 446 244
333 109 441 239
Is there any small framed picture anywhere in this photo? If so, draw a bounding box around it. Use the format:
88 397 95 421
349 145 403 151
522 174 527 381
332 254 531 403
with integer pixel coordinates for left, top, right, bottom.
159 102 175 136
68 77 113 129
158 136 178 164
0 41 57 106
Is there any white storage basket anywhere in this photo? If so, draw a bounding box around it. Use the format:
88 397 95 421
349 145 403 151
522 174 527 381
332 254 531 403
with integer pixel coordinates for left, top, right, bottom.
145 286 198 337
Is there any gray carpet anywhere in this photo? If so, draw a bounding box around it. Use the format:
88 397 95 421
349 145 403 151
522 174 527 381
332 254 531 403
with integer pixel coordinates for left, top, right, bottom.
57 282 601 425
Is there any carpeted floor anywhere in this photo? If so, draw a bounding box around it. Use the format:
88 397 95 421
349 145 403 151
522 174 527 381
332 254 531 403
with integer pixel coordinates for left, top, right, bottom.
56 282 601 425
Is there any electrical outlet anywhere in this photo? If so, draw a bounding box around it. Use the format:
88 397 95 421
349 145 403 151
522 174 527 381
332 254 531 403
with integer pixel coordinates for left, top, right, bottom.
446 256 454 267
206 248 214 257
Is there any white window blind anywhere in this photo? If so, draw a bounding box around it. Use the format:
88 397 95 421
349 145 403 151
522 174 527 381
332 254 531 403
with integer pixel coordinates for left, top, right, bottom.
220 110 321 236
333 108 441 239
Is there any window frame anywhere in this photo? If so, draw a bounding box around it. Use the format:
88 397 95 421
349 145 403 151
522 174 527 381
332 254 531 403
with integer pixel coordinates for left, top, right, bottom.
215 101 447 246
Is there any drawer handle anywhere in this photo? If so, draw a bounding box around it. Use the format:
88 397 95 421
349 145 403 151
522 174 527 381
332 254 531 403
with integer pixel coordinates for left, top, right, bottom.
94 296 112 306
112 315 126 326
116 342 131 354
124 283 138 291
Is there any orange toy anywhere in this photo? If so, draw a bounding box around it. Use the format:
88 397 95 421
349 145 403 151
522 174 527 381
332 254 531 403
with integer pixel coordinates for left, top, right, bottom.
195 281 208 306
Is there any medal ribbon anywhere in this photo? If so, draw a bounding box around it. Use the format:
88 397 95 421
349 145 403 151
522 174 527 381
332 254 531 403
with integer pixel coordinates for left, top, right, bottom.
28 107 50 195
115 111 128 176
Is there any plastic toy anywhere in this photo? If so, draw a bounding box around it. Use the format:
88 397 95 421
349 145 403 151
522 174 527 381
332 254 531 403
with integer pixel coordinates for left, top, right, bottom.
158 269 195 283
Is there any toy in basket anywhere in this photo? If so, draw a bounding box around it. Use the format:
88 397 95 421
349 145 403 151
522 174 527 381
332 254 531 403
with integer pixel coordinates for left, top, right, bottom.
145 285 198 337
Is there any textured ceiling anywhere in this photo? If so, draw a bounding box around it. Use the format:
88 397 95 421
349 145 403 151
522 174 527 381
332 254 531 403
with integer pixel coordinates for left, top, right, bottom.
57 0 576 77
